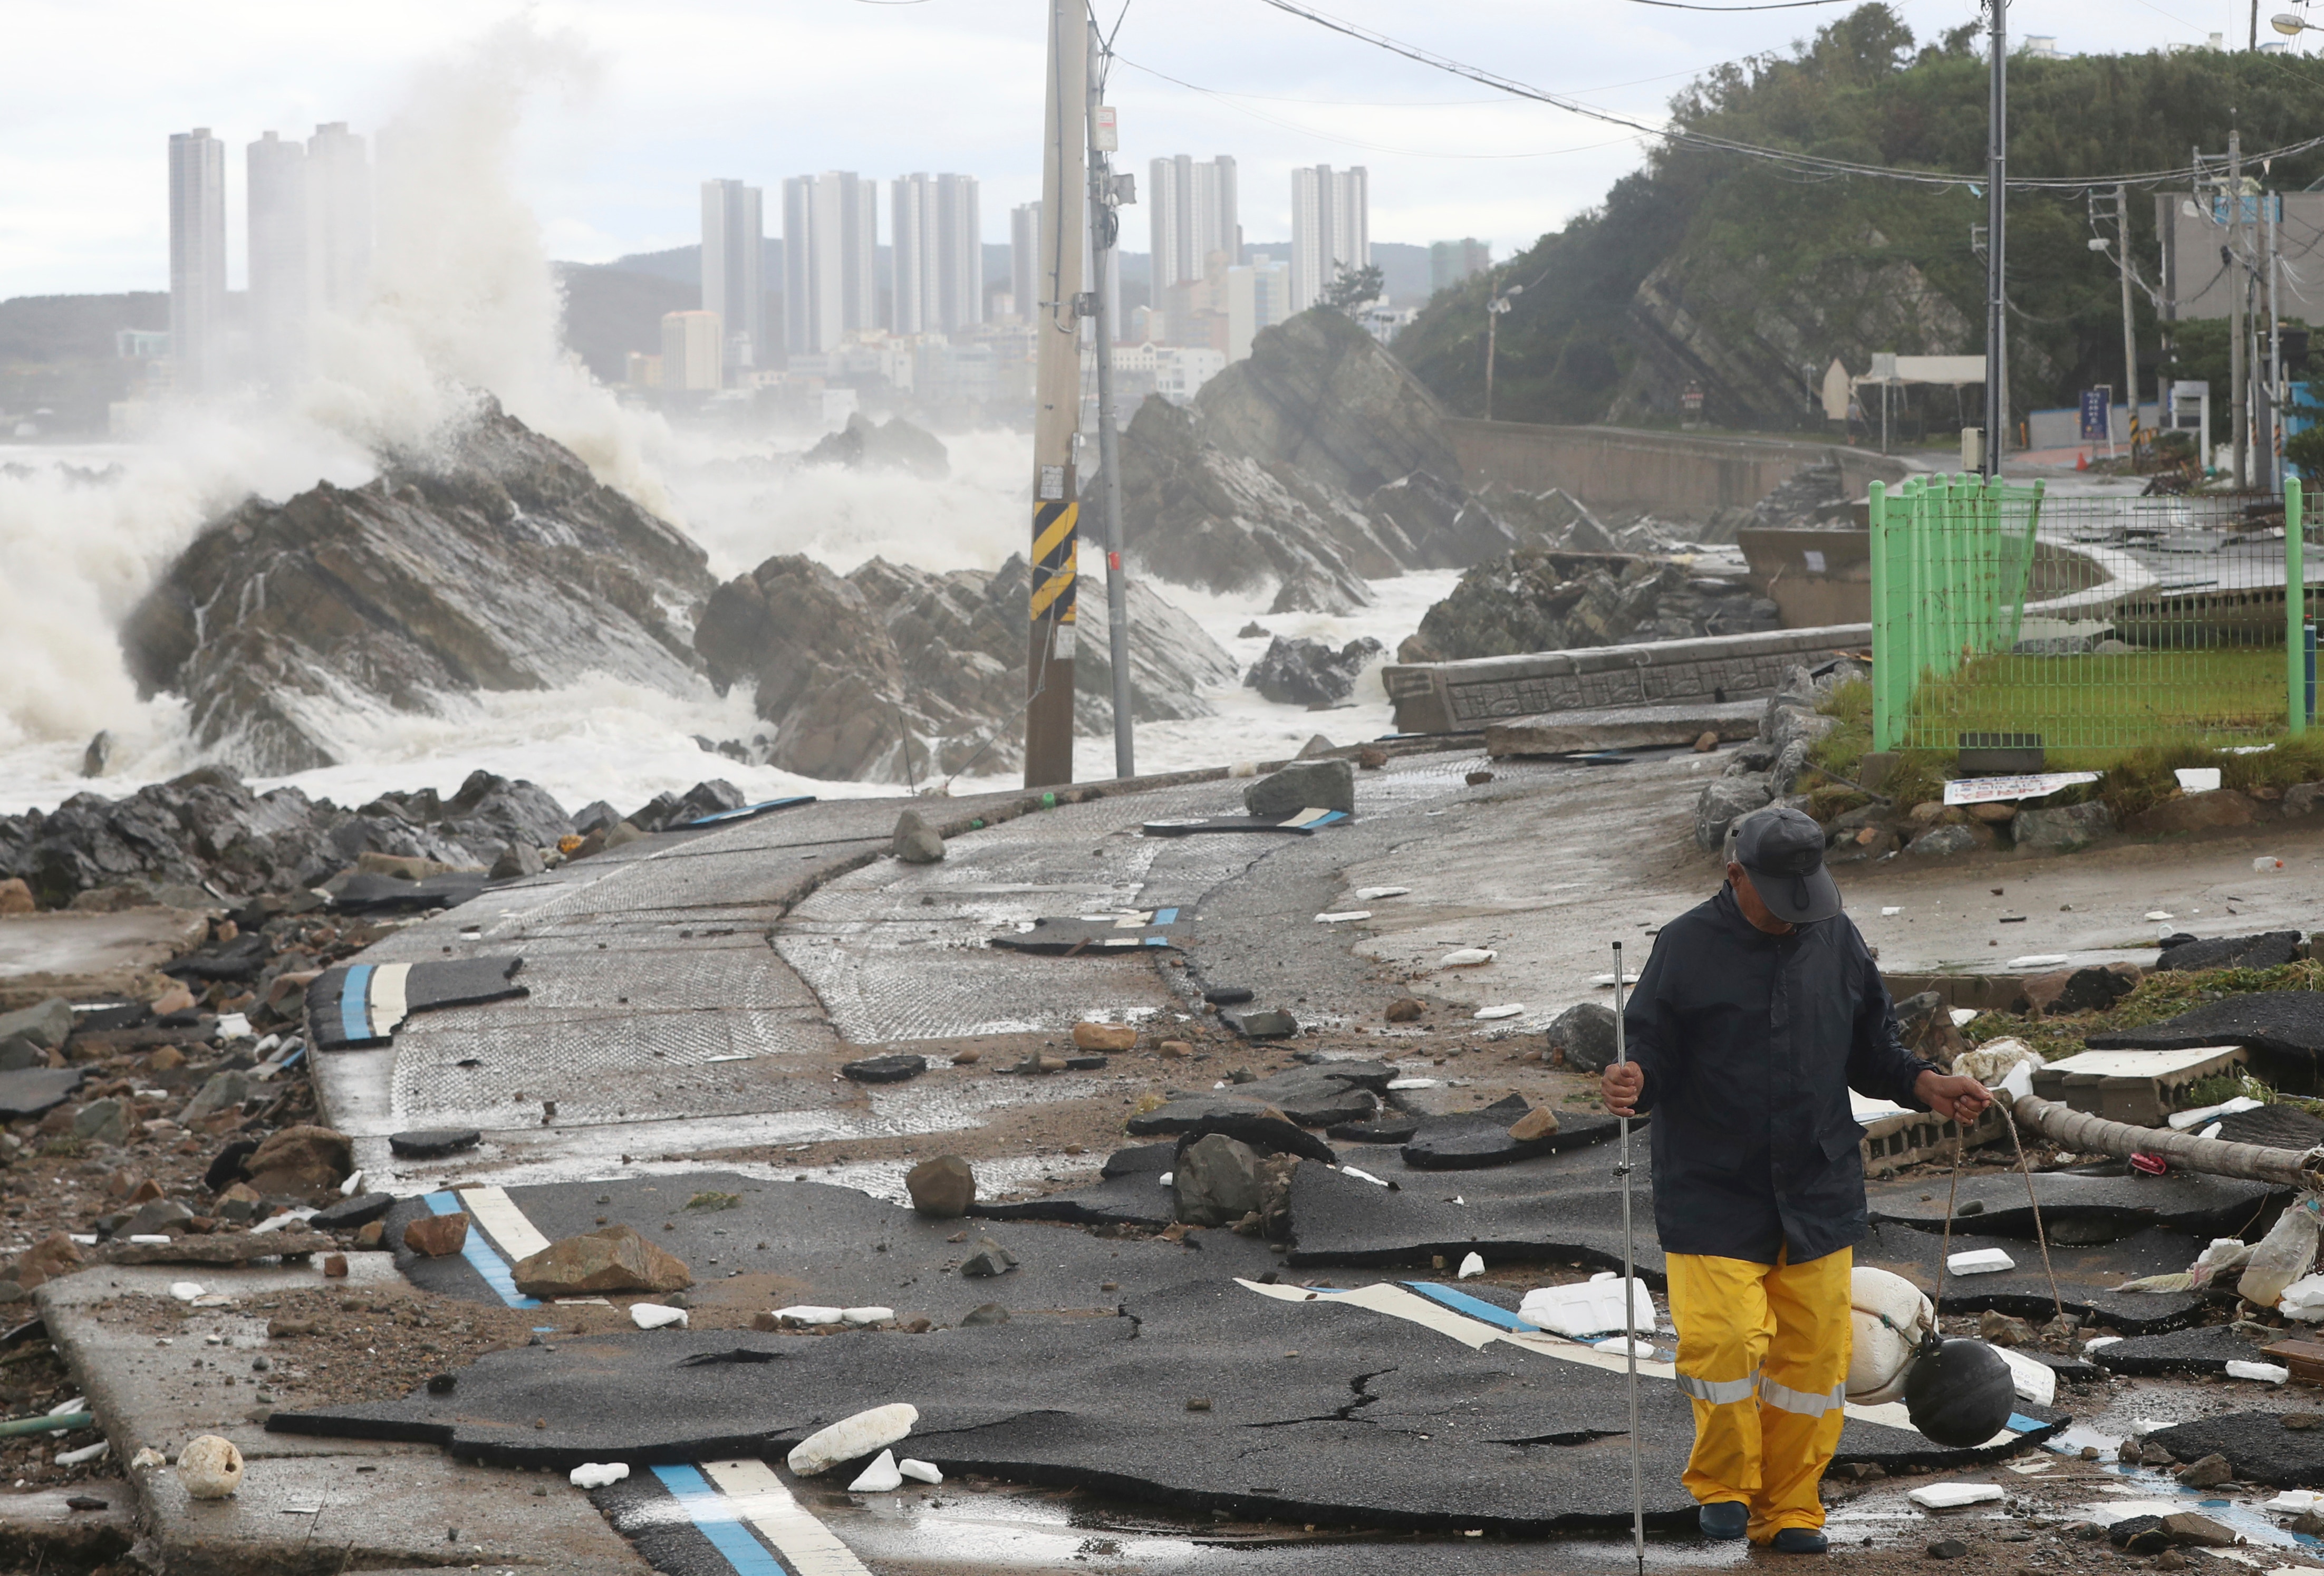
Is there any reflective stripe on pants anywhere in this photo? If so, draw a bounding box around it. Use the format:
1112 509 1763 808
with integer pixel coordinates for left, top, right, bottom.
1665 1246 1853 1541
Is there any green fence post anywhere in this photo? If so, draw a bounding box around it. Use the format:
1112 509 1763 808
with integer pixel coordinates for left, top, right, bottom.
2291 475 2308 739
2002 478 2046 651
1869 479 1894 752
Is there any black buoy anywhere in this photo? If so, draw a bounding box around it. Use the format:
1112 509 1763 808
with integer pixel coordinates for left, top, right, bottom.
1904 1337 2016 1448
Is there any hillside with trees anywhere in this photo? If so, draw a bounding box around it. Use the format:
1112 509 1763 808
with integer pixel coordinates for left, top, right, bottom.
1393 6 2324 437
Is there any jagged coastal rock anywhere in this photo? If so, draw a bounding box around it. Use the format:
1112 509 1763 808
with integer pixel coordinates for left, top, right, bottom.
803 412 950 478
695 553 1238 783
1403 551 1783 664
1114 309 1519 615
119 398 718 775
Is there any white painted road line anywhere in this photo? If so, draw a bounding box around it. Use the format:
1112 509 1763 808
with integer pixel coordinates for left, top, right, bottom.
698 1457 875 1576
457 1185 553 1262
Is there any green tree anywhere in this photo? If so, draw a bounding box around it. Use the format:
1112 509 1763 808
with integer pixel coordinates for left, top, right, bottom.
1324 263 1385 314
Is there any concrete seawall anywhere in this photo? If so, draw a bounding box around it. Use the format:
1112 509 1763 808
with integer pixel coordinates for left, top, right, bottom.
1445 418 1918 517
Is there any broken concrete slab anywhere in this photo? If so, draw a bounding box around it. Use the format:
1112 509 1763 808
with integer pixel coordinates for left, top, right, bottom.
310 1192 397 1231
0 1065 84 1120
2087 992 2324 1080
2157 931 2307 973
307 957 527 1052
1856 1223 2205 1336
1125 1063 1394 1138
1483 701 1763 759
1400 1098 1621 1171
987 911 1194 955
1328 1114 1421 1145
1867 1171 2287 1245
388 1128 481 1158
840 1053 927 1084
271 1275 2049 1534
2145 1412 2324 1487
328 870 492 916
2090 1325 2274 1377
1140 809 1349 838
104 1228 337 1266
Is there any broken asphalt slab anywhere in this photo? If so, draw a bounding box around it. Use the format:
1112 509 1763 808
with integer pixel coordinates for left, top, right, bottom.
1855 1223 2205 1336
2086 992 2324 1078
2156 931 2307 972
271 1276 2058 1534
1125 1063 1393 1136
987 911 1195 955
382 1171 1279 1314
1399 1098 1621 1170
2146 1412 2324 1487
1867 1171 2286 1245
2090 1325 2277 1376
0 1064 85 1119
306 956 527 1051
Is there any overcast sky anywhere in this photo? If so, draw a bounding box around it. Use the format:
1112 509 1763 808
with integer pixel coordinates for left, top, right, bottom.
0 0 2277 296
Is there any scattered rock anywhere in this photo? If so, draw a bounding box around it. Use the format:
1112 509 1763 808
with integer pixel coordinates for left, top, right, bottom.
804 412 950 478
960 1302 1009 1326
787 1403 920 1476
1173 1134 1265 1227
2023 965 2138 1016
387 1128 481 1159
1244 758 1355 819
2175 1453 2233 1488
311 1193 396 1231
892 810 945 864
0 997 73 1051
1893 992 1969 1063
2012 800 2114 854
490 842 545 880
72 1098 127 1146
1356 746 1388 770
1243 636 1384 707
1385 997 1424 1023
2109 1518 2169 1555
1695 774 1773 852
1465 770 1495 786
1927 1539 1970 1559
906 1156 976 1219
2283 1413 2324 1430
0 877 32 914
1907 824 1984 858
403 1213 472 1258
1072 1022 1137 1052
842 1053 928 1084
1545 1003 1620 1073
242 1125 353 1199
1158 1040 1191 1058
2158 1512 2239 1548
178 1071 254 1128
1507 1107 1560 1142
178 1434 244 1499
1978 1309 2037 1347
959 1239 1017 1278
1233 1008 1298 1040
2131 792 2258 835
510 1225 691 1296
1693 732 1719 753
9 1232 82 1290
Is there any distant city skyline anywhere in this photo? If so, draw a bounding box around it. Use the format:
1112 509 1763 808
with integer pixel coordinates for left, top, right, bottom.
16 3 2220 299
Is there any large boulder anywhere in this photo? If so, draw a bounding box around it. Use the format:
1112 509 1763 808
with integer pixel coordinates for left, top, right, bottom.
803 412 949 478
240 1125 353 1200
1695 774 1772 852
2013 800 2113 854
1243 636 1383 707
1546 1003 1621 1072
119 398 717 775
1246 759 1355 818
1412 551 1780 662
1173 1133 1264 1227
510 1224 692 1297
2130 791 2259 835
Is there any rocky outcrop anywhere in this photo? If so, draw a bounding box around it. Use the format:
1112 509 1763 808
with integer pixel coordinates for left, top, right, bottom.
1405 550 1782 664
696 552 1238 782
1243 636 1383 707
120 398 718 775
803 412 949 478
1114 309 1519 613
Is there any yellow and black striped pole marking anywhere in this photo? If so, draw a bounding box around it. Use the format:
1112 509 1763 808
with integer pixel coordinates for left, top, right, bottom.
1024 477 1079 786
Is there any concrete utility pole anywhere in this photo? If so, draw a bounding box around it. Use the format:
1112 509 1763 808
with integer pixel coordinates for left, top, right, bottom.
1483 277 1521 421
1982 0 2008 479
1086 19 1134 781
2117 185 2140 458
1024 0 1087 788
2231 128 2248 490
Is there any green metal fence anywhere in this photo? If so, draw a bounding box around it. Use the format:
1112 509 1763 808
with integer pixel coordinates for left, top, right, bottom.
1869 474 2311 756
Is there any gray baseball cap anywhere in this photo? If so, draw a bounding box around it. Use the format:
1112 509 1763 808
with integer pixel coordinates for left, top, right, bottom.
1730 805 1841 924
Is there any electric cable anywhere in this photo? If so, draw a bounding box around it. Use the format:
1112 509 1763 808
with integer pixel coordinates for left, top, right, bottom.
1248 0 2324 193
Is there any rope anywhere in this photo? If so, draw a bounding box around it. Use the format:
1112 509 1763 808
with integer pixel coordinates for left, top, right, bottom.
1934 1119 1962 1320
2000 1104 2070 1325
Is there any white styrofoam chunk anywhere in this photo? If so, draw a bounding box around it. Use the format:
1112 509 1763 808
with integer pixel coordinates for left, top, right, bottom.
774 1305 846 1325
1593 1337 1657 1358
2169 1095 2265 1130
48 1397 85 1416
1993 1344 2056 1407
169 1281 205 1301
2081 1336 2123 1350
1518 1276 1655 1337
1950 1007 1981 1026
2004 955 2069 970
2226 1360 2290 1383
840 1306 894 1326
55 1440 109 1467
1907 1482 2003 1509
570 1462 631 1488
1314 911 1372 924
1354 887 1411 900
2175 767 2223 793
1341 1166 1388 1186
128 1235 172 1245
630 1303 689 1330
848 1448 904 1493
2264 1491 2324 1513
1946 1248 2016 1276
340 1170 364 1196
1386 1077 1440 1090
1473 1004 1524 1021
1157 1172 1174 1187
788 1404 919 1476
1457 1253 1486 1280
898 1457 943 1484
1439 948 1496 967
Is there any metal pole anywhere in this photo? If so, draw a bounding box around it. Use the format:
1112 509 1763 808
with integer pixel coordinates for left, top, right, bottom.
2232 129 2248 491
1086 21 1133 781
1484 291 1498 422
1024 0 1087 788
1612 940 1646 1576
2118 185 2140 464
1983 0 2007 479
2270 195 2283 493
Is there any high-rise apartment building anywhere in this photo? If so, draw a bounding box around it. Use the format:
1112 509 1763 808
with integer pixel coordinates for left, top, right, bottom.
305 122 371 316
1147 155 1238 293
168 129 228 394
1290 164 1369 312
700 179 764 376
893 174 982 334
247 131 308 387
1226 261 1291 362
660 310 724 392
783 172 878 355
1009 202 1040 326
1430 237 1491 294
932 173 981 334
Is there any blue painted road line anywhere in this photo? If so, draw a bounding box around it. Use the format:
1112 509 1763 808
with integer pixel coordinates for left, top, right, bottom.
649 1465 791 1576
337 964 374 1045
423 1190 538 1308
1403 1281 1545 1333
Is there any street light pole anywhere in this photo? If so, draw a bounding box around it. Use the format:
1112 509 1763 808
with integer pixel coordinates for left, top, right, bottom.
1086 20 1133 781
1982 0 2007 479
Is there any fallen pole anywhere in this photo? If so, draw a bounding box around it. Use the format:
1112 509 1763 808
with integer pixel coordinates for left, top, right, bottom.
2007 1093 2324 1189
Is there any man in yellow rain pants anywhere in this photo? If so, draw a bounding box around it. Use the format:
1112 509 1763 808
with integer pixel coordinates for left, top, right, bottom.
1600 806 1992 1553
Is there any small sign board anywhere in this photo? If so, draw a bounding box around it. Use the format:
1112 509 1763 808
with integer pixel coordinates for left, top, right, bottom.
1038 464 1066 500
1092 105 1118 152
1942 771 2100 806
2079 387 2112 442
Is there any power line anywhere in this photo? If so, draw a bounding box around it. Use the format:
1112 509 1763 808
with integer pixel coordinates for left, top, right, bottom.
1248 0 2324 194
1620 0 1849 8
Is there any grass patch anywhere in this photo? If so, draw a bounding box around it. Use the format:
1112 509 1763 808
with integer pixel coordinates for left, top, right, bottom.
1963 959 2324 1062
1901 647 2295 753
